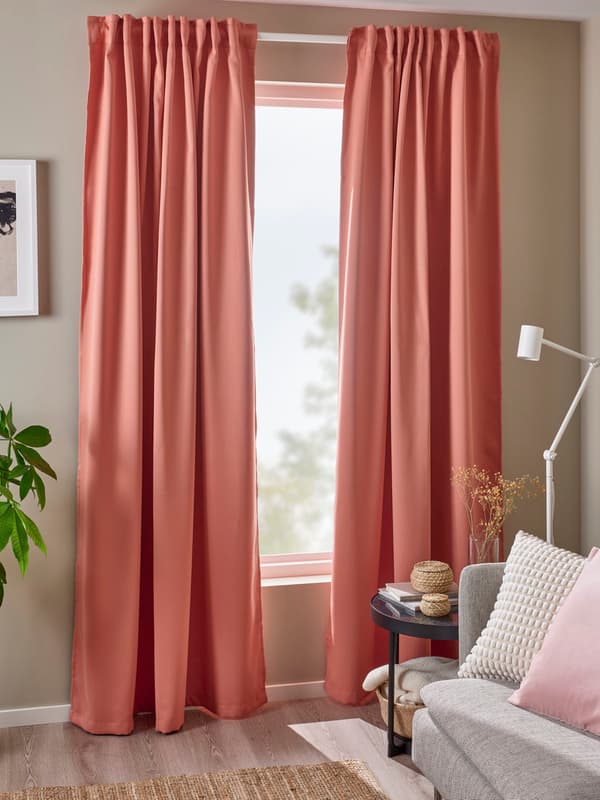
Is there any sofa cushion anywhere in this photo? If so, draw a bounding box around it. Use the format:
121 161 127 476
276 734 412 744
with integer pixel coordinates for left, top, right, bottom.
509 548 600 736
421 678 600 800
458 531 584 683
412 708 502 800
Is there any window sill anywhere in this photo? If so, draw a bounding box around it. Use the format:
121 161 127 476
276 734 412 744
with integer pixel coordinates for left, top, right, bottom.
261 574 332 588
260 552 332 582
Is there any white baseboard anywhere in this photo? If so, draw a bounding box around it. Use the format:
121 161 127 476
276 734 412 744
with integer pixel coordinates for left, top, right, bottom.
0 683 326 729
0 703 71 729
266 680 326 702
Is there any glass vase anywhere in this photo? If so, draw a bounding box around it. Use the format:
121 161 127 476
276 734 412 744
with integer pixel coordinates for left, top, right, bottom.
469 535 500 565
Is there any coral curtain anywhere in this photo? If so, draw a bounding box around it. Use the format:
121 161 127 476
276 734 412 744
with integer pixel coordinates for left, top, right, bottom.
326 25 501 704
71 15 266 735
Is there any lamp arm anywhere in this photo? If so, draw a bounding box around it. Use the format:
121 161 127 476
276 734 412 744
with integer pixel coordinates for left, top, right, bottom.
547 361 598 455
542 337 600 366
542 361 598 544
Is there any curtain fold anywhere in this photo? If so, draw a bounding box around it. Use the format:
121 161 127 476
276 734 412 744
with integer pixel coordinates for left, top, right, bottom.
71 14 266 735
326 25 502 704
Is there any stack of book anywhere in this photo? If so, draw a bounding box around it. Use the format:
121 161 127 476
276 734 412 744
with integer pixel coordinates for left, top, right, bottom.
378 582 458 616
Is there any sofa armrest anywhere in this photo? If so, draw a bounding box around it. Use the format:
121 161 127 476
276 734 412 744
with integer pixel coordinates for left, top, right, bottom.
459 562 505 664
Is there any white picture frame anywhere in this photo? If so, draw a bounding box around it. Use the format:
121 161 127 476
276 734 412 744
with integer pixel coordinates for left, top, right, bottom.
0 160 38 316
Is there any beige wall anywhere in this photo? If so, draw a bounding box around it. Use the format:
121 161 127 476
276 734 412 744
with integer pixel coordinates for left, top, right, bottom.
0 1 580 710
581 17 600 553
263 581 330 685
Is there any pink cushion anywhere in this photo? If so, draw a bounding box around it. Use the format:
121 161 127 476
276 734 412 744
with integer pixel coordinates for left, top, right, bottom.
509 547 600 735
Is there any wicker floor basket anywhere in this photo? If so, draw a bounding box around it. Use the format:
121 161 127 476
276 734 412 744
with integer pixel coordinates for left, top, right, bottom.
375 684 425 739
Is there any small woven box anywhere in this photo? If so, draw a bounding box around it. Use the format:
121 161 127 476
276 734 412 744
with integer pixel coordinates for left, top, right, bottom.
410 560 454 593
420 593 451 617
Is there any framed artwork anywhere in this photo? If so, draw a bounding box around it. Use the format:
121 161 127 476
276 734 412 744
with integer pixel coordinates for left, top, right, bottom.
0 160 38 316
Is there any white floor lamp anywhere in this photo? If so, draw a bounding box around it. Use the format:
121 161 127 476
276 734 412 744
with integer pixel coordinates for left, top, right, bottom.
517 325 599 544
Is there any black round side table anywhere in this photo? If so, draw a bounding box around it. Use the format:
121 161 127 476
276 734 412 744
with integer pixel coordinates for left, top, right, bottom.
370 593 459 757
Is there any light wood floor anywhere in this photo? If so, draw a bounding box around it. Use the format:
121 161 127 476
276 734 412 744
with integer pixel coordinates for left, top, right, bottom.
0 698 432 799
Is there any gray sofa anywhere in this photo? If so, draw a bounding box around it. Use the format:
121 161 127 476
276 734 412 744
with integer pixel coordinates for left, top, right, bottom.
412 563 600 800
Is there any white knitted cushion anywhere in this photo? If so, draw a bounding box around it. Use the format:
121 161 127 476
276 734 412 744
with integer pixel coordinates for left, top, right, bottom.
458 531 584 683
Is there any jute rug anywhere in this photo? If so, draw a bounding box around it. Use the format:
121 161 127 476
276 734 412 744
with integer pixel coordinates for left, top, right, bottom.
0 761 387 800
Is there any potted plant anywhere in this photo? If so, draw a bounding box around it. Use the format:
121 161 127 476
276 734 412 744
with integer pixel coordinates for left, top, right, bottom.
0 403 56 606
451 466 543 564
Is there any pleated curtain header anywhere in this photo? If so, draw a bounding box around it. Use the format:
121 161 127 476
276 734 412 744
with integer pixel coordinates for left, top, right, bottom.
87 17 498 57
346 24 499 57
87 15 257 51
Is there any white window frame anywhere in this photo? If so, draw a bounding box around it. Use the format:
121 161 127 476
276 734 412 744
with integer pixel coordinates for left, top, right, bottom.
260 551 333 580
256 81 343 109
255 81 343 580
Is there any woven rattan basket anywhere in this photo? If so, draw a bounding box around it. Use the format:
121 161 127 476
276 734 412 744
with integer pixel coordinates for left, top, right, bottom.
420 593 451 617
410 560 454 594
375 684 424 739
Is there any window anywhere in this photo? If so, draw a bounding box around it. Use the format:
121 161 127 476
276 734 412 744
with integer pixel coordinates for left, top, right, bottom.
253 83 343 573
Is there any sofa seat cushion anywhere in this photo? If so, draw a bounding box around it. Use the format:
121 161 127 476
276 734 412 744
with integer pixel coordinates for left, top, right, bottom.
421 678 600 800
412 708 502 800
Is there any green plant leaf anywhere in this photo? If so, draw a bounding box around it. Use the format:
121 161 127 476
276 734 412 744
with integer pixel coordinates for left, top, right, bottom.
0 407 9 439
19 468 34 501
15 509 46 556
6 404 16 436
0 407 54 588
12 513 29 575
32 470 46 510
0 455 12 487
0 505 14 551
12 444 57 480
0 484 14 503
14 426 52 448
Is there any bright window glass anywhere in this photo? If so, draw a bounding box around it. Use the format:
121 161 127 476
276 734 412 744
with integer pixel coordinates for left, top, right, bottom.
253 102 342 556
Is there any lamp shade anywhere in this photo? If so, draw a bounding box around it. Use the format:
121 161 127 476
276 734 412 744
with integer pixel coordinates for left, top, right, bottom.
517 325 544 361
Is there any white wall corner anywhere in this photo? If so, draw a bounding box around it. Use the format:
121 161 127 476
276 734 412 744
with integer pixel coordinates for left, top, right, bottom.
580 16 600 552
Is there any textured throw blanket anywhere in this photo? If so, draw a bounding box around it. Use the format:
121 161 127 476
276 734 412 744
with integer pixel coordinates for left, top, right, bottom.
362 656 458 704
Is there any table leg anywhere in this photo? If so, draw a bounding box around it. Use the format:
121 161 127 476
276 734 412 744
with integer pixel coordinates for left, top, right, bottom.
387 630 411 757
